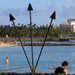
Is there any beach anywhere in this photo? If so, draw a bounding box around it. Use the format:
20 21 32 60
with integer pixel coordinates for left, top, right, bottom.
0 41 75 47
0 42 17 47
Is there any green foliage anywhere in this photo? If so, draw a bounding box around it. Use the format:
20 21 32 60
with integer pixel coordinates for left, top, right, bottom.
0 24 74 39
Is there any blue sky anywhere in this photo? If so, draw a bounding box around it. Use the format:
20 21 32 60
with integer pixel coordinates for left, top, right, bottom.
0 0 75 26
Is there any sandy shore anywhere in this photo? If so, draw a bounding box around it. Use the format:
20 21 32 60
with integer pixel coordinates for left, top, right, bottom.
0 41 75 47
0 42 17 47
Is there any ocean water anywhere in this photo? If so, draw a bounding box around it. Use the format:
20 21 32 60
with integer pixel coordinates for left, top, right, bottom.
0 45 75 74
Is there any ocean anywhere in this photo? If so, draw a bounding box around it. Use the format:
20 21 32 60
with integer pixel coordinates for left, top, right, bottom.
0 42 75 74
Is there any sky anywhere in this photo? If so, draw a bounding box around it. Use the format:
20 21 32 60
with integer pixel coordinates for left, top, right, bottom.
0 0 75 26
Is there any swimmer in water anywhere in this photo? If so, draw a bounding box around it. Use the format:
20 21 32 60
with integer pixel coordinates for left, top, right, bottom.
5 57 8 64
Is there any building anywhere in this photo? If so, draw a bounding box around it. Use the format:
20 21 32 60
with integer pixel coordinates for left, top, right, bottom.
67 19 75 32
60 19 75 32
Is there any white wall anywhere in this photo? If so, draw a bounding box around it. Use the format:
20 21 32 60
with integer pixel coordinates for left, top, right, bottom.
71 21 75 32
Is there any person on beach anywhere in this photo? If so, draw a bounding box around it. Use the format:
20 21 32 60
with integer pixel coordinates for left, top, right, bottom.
54 61 68 75
5 57 9 64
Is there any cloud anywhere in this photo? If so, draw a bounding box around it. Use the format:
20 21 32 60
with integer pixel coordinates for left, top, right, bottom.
46 0 75 24
60 1 75 18
60 6 75 18
2 8 28 16
1 8 40 17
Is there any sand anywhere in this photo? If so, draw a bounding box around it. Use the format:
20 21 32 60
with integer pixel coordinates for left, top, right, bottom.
0 42 17 47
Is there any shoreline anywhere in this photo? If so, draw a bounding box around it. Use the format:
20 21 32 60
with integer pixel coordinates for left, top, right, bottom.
0 41 75 47
0 42 75 47
0 42 17 47
18 43 75 46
